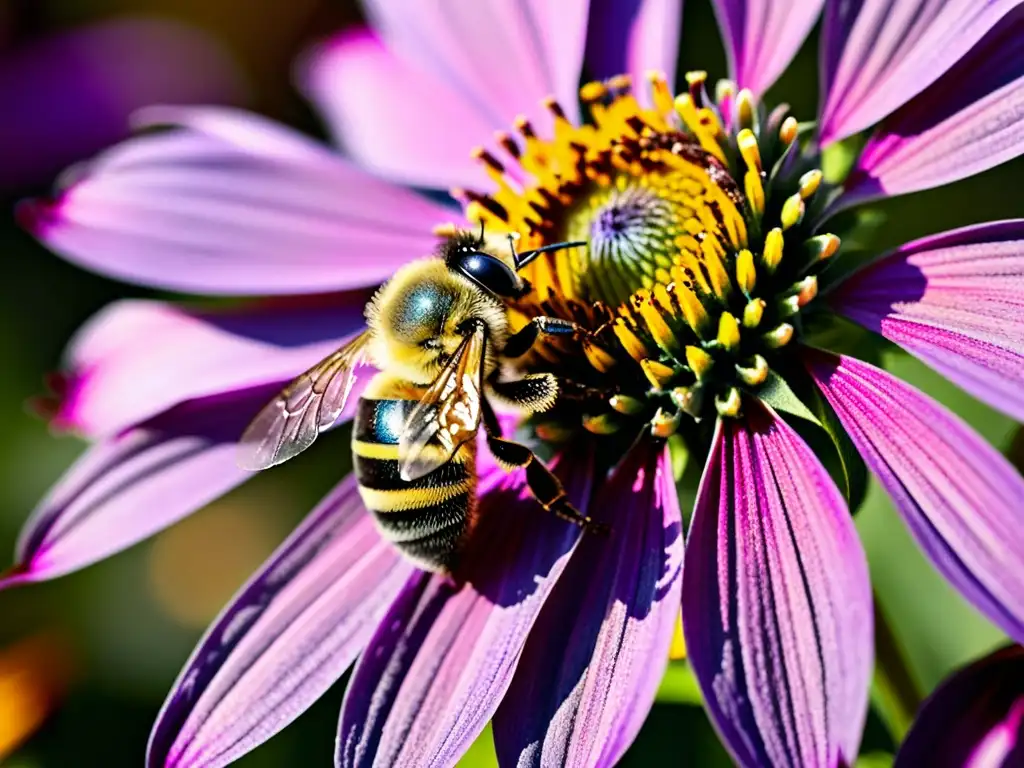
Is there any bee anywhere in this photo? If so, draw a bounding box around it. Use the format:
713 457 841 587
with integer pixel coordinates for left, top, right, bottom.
238 228 603 572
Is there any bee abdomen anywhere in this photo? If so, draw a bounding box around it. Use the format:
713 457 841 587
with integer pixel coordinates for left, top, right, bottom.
353 397 475 571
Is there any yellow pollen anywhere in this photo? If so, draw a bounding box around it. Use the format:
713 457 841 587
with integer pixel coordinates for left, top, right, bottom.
781 194 805 230
614 318 651 362
650 407 682 438
779 116 798 145
685 346 714 379
796 276 819 307
717 313 741 351
583 413 621 435
610 394 645 415
641 359 676 390
736 249 756 294
762 228 784 272
671 386 703 416
735 89 756 131
743 298 766 328
583 338 618 373
799 170 823 199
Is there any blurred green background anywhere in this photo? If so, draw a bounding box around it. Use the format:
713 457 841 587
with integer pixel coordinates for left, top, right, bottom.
0 1 1019 766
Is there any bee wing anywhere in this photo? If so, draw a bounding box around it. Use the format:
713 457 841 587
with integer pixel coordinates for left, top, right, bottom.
237 331 371 471
399 324 486 481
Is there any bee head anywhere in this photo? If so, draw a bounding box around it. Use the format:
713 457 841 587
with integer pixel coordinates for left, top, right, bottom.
443 231 525 299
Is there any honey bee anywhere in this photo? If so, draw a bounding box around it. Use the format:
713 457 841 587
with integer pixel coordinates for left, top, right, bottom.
238 228 603 572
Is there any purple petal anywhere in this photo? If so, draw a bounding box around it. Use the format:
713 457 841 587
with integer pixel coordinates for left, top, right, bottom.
846 7 1024 200
148 474 415 768
895 645 1024 768
0 17 244 191
710 0 824 97
585 0 683 96
310 0 589 187
818 0 1020 145
682 407 873 768
806 350 1024 642
336 449 594 767
830 220 1024 422
19 107 449 295
59 295 371 438
296 29 493 189
1 386 277 588
492 440 683 767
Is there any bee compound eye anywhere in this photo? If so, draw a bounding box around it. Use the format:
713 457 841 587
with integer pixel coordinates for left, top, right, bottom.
455 251 522 297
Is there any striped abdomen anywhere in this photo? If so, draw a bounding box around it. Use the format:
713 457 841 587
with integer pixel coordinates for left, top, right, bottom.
352 395 477 572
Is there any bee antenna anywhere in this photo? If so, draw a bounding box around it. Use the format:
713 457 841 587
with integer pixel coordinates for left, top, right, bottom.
514 240 588 270
477 220 486 244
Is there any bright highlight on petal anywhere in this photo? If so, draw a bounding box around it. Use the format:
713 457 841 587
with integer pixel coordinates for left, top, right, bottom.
819 0 1021 145
846 7 1024 201
18 108 449 295
682 406 872 768
56 297 370 438
806 350 1024 643
830 220 1024 422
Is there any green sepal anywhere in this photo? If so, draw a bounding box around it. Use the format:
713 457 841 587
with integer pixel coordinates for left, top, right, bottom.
782 361 870 513
750 371 820 426
855 754 895 768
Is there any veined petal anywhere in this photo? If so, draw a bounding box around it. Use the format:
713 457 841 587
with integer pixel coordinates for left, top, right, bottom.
830 220 1024 422
818 0 1020 145
59 295 370 437
18 107 449 295
682 407 872 768
845 7 1024 201
297 29 494 189
806 351 1024 642
362 0 588 127
711 0 824 97
585 0 684 97
335 450 594 768
492 440 683 767
1 386 277 588
895 645 1024 768
148 475 415 768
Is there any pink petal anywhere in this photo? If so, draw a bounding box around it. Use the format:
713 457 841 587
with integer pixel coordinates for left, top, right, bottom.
492 440 683 767
59 295 370 438
585 0 684 96
1 386 277 588
830 220 1024 422
364 0 587 125
336 450 594 767
148 475 415 768
304 1 590 188
819 0 1020 145
711 0 824 97
682 408 872 768
19 107 449 295
846 6 1024 200
895 645 1024 768
297 29 493 189
806 350 1024 642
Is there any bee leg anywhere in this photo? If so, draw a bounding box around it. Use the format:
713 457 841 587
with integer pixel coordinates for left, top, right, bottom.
489 373 559 414
502 316 584 358
480 398 608 535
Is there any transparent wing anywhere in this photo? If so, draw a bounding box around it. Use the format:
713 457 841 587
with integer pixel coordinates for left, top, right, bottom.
399 324 486 481
237 331 371 470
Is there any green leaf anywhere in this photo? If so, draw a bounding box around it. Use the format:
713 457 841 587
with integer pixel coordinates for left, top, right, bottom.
821 133 865 184
752 371 820 426
656 662 704 706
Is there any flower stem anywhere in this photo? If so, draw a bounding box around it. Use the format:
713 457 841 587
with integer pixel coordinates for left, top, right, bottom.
871 596 923 743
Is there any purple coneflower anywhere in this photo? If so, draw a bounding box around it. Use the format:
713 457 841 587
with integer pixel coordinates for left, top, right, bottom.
5 1 1024 766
